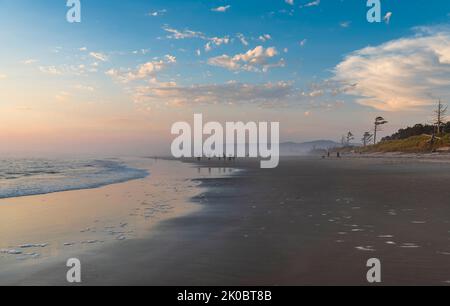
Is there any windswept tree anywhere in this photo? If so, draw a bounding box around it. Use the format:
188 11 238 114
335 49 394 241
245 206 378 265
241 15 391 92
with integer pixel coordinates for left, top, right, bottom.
362 132 373 147
346 132 354 146
374 116 388 144
341 135 346 146
433 100 447 135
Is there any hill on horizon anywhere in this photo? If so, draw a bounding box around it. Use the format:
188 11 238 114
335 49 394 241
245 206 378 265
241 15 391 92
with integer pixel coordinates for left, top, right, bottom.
280 140 340 156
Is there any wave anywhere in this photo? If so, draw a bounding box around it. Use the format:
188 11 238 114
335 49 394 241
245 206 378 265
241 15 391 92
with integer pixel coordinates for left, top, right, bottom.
0 159 149 199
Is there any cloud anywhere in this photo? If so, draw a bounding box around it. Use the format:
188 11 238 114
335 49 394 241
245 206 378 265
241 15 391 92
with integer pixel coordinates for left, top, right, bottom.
333 27 450 111
163 26 205 40
211 5 231 13
340 21 351 28
299 39 307 47
163 25 230 52
73 84 95 92
89 52 108 62
106 55 176 83
205 37 231 52
237 33 249 46
38 64 91 76
149 9 167 17
21 59 38 65
55 91 71 102
133 81 295 108
302 0 320 8
285 0 295 5
79 47 88 51
0 74 7 79
259 34 272 42
208 46 285 72
384 12 393 24
39 66 63 75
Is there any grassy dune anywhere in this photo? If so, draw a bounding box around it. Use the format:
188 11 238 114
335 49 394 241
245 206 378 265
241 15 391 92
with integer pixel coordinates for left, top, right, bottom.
359 134 450 153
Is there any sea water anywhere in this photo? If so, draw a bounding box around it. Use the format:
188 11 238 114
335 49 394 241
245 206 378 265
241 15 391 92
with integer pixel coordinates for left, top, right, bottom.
0 158 148 199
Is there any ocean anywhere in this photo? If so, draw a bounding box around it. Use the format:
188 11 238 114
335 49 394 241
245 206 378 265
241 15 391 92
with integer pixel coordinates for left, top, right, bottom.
0 158 149 199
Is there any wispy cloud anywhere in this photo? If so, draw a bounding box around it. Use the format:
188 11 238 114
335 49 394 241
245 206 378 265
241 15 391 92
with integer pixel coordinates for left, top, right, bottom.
211 5 231 13
106 55 176 83
89 52 108 62
208 46 285 73
237 33 249 46
133 81 295 108
259 34 272 42
148 9 167 17
384 12 393 24
55 91 71 102
302 0 320 8
333 27 450 111
163 25 231 52
340 21 351 28
21 59 38 65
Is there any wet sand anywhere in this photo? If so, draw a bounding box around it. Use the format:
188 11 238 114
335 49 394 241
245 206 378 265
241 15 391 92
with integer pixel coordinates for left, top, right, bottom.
0 158 235 285
2 157 450 285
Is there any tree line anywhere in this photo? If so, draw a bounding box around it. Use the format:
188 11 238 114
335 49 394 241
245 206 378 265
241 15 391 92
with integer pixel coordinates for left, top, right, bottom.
341 100 448 147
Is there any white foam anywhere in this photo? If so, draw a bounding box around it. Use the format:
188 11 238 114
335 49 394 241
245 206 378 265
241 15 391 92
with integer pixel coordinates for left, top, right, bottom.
400 243 420 249
356 246 376 252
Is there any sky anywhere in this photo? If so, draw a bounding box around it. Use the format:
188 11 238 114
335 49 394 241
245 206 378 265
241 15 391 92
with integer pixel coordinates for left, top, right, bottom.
0 0 450 156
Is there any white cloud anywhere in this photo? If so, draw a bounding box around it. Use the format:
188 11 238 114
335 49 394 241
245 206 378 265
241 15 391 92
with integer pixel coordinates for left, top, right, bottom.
384 12 393 24
285 0 295 5
211 5 231 13
74 84 95 92
79 47 88 51
259 34 272 42
208 46 285 72
106 55 176 83
149 9 167 17
163 26 230 52
39 64 90 76
299 39 307 47
89 52 108 62
340 21 351 28
21 59 38 65
163 26 205 40
302 0 320 8
237 33 249 46
205 36 231 52
39 66 63 75
132 48 151 55
333 27 450 111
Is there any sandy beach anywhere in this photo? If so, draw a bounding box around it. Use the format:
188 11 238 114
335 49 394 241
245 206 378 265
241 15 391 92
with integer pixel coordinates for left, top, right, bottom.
0 158 236 285
1 156 449 286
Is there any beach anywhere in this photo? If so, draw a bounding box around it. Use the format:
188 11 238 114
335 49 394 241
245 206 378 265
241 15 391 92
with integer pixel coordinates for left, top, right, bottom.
0 158 236 285
1 157 449 285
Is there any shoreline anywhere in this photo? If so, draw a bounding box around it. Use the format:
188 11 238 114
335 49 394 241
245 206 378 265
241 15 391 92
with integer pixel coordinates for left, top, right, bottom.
0 158 237 285
2 157 449 285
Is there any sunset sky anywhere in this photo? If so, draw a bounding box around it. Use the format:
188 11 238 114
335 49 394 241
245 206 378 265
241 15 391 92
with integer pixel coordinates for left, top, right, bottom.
0 0 450 156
